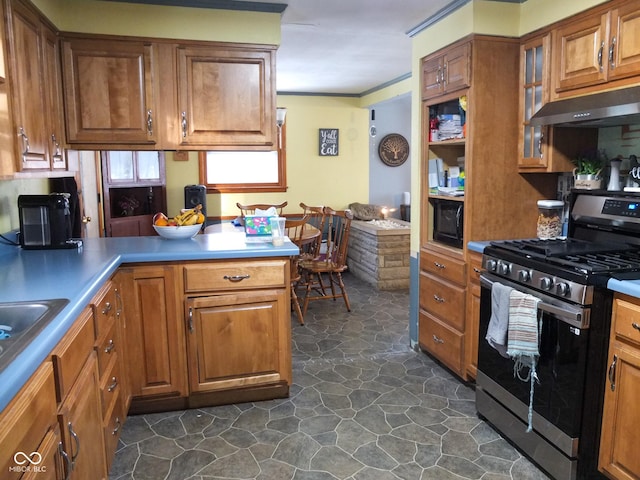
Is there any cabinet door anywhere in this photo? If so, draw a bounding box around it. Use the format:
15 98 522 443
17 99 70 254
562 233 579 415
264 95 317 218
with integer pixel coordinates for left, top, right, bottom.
176 45 276 148
553 12 609 92
186 289 289 392
465 251 482 380
119 265 187 398
599 344 640 480
608 3 640 82
58 353 107 480
443 42 470 94
0 361 57 478
42 23 65 171
21 425 64 480
61 37 156 145
421 54 444 100
7 0 49 169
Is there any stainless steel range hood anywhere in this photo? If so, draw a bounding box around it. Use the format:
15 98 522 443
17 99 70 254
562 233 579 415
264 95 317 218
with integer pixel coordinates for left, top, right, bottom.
530 86 640 127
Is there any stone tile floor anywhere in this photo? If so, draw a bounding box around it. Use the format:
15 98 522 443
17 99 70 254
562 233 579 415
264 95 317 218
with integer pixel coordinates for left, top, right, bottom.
109 272 550 480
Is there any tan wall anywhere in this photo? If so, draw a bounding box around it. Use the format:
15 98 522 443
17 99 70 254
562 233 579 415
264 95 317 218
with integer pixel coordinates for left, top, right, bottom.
164 96 369 219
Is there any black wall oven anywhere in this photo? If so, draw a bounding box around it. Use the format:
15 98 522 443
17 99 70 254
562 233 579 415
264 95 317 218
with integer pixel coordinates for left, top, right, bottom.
476 191 640 480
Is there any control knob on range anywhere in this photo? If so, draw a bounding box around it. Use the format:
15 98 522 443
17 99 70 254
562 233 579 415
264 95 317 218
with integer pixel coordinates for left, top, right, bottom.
540 277 554 291
485 259 497 272
556 282 571 297
497 261 511 276
518 269 531 282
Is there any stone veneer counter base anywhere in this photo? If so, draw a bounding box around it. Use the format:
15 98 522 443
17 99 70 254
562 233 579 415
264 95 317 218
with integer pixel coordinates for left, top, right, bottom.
347 219 410 290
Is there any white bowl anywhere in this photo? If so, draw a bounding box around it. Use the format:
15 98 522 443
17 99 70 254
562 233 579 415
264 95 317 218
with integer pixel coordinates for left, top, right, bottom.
153 223 202 239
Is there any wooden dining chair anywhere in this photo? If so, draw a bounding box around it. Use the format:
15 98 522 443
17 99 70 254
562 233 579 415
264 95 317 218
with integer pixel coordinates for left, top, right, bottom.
299 208 354 315
285 215 310 325
236 201 288 216
299 202 327 261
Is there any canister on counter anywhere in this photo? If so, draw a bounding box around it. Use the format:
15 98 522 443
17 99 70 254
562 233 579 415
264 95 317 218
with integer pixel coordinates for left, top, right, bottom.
537 200 564 239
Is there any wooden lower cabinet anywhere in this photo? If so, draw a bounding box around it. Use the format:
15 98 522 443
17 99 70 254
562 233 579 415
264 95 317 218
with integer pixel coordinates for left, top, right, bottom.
118 264 188 401
57 352 106 480
599 293 640 480
186 289 290 393
419 246 467 378
0 361 60 479
465 251 482 380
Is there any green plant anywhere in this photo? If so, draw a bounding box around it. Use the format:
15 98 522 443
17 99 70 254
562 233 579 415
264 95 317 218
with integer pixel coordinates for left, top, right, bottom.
572 150 606 175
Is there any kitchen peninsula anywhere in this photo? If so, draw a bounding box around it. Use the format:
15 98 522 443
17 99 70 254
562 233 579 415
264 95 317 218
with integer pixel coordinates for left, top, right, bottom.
0 229 297 478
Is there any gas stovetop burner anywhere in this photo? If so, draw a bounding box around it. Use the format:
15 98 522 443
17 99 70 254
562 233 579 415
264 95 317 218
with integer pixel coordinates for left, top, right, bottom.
491 238 635 258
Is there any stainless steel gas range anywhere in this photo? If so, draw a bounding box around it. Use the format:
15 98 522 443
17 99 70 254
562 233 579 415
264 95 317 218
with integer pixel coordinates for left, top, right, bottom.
476 191 640 480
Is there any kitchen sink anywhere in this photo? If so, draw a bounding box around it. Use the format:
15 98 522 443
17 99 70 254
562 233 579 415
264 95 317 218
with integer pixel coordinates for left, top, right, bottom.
0 299 69 373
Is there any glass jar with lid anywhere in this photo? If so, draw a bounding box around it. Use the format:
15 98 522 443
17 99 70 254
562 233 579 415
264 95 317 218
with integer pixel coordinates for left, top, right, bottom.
537 200 564 239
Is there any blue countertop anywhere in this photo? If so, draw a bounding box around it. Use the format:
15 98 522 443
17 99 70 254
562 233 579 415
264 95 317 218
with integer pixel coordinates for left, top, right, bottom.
0 225 298 412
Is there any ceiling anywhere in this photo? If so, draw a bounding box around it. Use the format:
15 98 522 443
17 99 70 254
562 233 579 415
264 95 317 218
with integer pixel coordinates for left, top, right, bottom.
109 0 524 96
263 0 457 95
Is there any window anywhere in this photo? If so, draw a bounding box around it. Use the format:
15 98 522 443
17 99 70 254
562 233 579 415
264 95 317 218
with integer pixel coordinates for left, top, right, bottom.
199 124 287 193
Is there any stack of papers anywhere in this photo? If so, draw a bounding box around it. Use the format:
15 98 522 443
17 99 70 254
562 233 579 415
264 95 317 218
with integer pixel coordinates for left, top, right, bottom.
437 187 465 197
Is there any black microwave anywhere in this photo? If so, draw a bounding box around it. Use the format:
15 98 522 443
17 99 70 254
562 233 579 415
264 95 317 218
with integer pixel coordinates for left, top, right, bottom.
431 198 464 248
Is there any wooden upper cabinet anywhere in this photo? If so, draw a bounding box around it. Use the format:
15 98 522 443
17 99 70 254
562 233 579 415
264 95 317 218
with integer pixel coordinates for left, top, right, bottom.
608 3 640 81
61 37 157 145
553 1 640 95
518 33 596 172
6 0 58 170
174 44 276 149
421 42 470 101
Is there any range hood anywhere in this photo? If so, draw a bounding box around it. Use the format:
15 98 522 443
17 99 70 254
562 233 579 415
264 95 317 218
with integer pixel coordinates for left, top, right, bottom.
530 86 640 127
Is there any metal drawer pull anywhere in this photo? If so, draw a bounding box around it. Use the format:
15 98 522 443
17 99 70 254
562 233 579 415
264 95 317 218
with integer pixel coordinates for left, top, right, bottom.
473 267 481 274
102 302 112 315
609 37 616 68
632 322 640 332
68 422 80 464
59 442 72 480
107 376 118 392
104 339 115 353
433 262 445 269
433 295 445 303
224 274 251 282
432 335 444 344
18 127 30 156
112 417 121 435
188 307 194 334
608 354 618 391
147 109 153 135
181 111 188 138
597 41 604 70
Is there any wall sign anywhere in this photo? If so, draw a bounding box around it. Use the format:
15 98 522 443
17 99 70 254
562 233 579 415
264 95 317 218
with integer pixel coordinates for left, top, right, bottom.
319 128 339 156
378 133 409 167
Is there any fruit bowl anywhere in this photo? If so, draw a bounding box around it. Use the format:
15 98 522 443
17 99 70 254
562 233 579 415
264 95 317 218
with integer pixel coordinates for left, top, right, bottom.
153 223 202 239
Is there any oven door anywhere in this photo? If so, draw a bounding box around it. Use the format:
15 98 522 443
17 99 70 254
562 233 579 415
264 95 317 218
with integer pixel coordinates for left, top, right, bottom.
477 273 590 455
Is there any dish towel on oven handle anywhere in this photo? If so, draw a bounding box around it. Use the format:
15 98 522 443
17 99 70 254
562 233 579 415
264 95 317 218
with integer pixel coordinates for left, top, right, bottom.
507 289 542 433
486 282 512 358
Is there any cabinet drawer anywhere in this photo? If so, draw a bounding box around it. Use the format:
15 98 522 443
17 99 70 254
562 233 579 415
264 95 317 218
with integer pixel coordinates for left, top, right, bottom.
419 310 464 374
613 295 640 345
467 252 483 285
420 272 465 332
421 250 466 286
183 260 287 292
100 356 121 418
103 394 124 471
52 308 95 401
0 361 57 476
92 281 116 337
96 318 118 377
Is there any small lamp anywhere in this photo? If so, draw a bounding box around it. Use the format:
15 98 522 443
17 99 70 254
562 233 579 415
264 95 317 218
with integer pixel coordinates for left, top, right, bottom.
276 107 287 146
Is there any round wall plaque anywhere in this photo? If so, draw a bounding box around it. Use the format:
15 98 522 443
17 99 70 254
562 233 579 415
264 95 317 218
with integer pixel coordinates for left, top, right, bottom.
378 133 409 167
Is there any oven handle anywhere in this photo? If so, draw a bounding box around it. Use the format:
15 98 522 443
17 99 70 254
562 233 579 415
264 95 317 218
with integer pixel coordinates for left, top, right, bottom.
480 274 589 329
